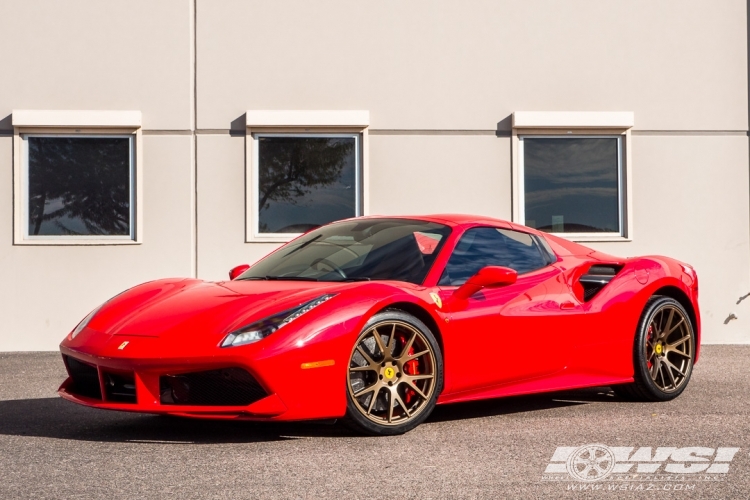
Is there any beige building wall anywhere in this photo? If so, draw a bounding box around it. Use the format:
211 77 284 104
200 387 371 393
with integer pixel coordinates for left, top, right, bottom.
0 0 195 350
0 0 748 349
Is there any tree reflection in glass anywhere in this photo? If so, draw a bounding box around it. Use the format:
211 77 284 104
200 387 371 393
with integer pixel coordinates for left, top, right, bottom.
257 136 356 234
27 136 131 236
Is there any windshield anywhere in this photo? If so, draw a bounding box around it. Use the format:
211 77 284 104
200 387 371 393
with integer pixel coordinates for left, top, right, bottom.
238 218 452 283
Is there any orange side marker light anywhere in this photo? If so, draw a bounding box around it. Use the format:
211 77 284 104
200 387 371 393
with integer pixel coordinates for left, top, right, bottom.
300 359 335 370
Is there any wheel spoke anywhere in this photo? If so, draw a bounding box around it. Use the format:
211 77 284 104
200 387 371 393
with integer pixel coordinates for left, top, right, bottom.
406 349 430 361
387 392 395 423
393 389 411 417
667 334 691 350
657 360 666 388
665 317 685 336
404 373 434 382
399 331 417 359
356 346 378 367
652 311 663 335
367 387 381 414
371 328 388 359
663 308 675 338
650 357 660 381
401 379 428 400
670 349 692 359
350 365 376 372
662 360 677 389
353 383 378 399
386 324 396 356
663 357 687 378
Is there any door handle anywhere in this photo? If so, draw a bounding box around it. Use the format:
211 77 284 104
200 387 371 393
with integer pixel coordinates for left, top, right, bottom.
560 301 576 310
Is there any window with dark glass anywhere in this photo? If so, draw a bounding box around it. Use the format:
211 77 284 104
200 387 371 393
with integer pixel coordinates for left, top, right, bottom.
522 137 622 234
26 136 133 238
438 227 548 285
256 135 359 234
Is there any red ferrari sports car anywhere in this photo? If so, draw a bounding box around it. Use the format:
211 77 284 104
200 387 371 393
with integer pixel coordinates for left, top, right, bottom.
59 215 700 435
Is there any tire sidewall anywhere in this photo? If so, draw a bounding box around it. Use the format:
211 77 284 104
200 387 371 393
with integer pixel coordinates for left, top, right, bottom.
344 310 444 436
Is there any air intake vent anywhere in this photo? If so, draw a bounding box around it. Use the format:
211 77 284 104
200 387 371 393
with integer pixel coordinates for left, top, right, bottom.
579 265 622 302
103 371 137 403
159 368 267 406
64 355 102 400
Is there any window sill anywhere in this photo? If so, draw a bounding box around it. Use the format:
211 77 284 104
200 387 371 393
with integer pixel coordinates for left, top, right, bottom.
552 234 632 243
246 233 299 244
15 239 140 246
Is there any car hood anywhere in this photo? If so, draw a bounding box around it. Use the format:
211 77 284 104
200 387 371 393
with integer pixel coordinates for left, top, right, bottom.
85 278 349 339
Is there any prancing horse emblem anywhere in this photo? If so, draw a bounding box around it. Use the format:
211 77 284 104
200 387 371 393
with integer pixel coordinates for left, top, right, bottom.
429 292 442 309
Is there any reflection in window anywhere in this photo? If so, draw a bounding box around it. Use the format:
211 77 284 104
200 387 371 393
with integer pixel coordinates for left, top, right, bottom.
257 135 358 234
26 136 133 237
438 227 548 285
241 219 451 284
522 137 621 234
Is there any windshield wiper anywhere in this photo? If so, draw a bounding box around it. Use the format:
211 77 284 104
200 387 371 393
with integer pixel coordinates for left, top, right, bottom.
264 276 320 281
283 234 322 257
238 275 320 281
340 277 371 282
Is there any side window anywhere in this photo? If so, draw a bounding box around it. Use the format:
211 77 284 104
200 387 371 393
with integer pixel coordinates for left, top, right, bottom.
438 227 548 285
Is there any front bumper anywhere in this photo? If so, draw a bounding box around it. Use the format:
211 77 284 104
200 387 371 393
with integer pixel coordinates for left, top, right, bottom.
58 328 350 421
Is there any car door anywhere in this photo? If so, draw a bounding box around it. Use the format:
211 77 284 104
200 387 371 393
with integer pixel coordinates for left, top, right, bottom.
438 226 570 395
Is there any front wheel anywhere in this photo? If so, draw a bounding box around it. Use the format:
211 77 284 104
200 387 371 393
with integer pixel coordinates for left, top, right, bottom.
613 296 695 401
344 311 443 435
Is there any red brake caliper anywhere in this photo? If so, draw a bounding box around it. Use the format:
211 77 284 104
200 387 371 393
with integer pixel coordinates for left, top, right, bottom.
403 343 419 404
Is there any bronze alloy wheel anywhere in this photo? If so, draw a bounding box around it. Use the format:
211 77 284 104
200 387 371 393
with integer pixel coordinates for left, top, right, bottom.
347 319 437 426
613 296 696 402
644 303 694 393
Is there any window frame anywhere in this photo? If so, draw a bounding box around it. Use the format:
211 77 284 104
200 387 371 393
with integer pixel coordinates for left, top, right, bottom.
12 117 143 245
245 110 370 244
511 112 634 242
518 134 624 240
20 133 137 242
250 132 362 240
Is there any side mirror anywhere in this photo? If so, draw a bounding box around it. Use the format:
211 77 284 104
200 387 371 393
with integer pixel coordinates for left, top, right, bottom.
453 266 517 300
229 264 250 280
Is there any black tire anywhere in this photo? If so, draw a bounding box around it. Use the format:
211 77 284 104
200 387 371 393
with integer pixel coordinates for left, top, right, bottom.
613 296 695 402
343 310 443 436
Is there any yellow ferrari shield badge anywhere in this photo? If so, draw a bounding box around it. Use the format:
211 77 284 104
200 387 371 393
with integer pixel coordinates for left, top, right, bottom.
384 367 395 379
429 292 442 309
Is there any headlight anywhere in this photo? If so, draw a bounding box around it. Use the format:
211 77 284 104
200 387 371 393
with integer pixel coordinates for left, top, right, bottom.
221 294 335 347
70 304 104 339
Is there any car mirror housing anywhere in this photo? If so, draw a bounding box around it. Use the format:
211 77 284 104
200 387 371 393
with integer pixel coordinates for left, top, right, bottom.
229 264 250 280
453 266 517 300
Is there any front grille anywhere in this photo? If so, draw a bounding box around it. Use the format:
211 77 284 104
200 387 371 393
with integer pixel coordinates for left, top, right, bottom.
103 371 137 403
159 368 267 406
64 355 102 400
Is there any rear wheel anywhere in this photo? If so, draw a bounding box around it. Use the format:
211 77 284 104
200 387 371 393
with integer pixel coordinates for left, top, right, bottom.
344 311 443 435
613 296 695 401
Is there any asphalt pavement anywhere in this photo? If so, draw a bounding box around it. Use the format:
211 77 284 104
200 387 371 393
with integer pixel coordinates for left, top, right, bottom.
0 346 748 499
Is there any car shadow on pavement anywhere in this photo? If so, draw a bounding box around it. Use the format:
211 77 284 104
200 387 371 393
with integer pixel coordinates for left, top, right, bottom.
427 385 616 423
0 386 617 443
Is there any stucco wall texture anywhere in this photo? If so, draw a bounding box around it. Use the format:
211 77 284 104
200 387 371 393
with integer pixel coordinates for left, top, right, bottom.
0 0 748 349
